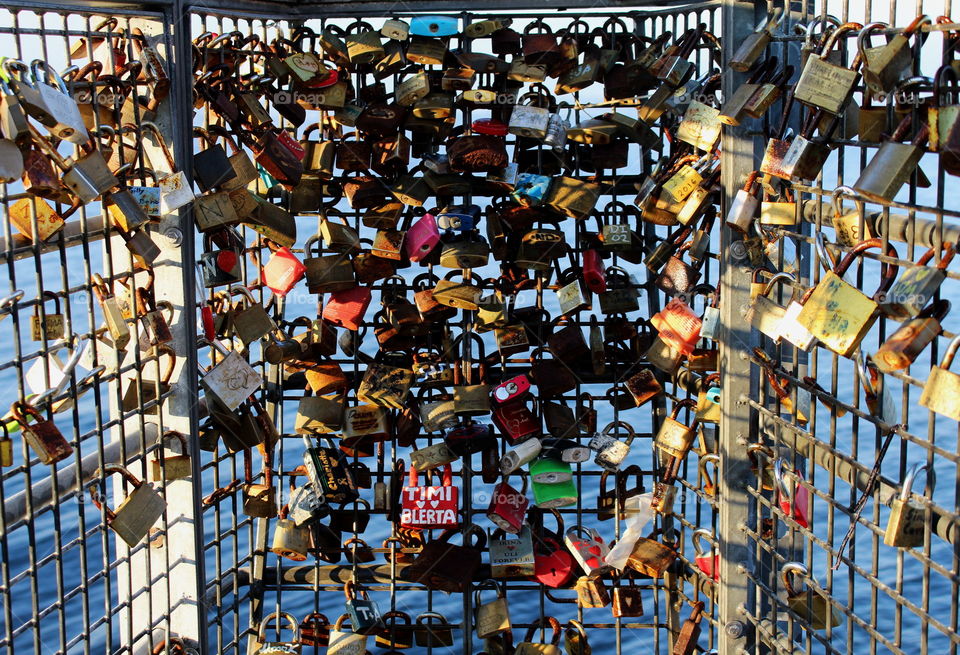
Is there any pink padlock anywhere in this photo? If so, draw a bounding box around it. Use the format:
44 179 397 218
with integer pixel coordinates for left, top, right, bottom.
323 286 372 331
404 213 441 262
583 249 607 294
261 245 306 297
487 477 529 534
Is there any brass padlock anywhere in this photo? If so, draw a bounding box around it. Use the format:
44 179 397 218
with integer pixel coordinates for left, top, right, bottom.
475 581 511 639
92 274 131 350
884 462 933 548
230 285 276 346
794 22 862 114
782 562 840 630
654 399 699 460
270 506 311 561
795 238 899 357
919 334 960 420
150 430 191 481
89 464 165 547
243 452 277 518
30 291 65 341
255 611 302 654
574 576 610 608
515 616 562 655
626 530 677 578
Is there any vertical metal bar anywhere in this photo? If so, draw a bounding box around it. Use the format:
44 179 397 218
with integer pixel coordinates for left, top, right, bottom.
718 0 763 652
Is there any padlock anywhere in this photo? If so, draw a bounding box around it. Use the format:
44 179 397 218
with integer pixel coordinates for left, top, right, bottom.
515 616 562 655
0 422 12 467
341 404 389 443
691 529 720 581
782 562 840 629
358 361 414 410
859 17 928 95
882 242 955 320
11 400 73 464
201 339 262 412
323 286 372 331
255 611 302 654
725 171 760 233
475 581 510 639
673 601 705 655
326 614 367 655
795 238 899 357
413 612 455 648
374 611 414 650
27 60 88 144
88 464 165 547
150 430 191 482
401 464 459 530
626 530 678 578
588 421 636 471
409 441 457 472
884 462 933 548
654 399 699 460
529 458 578 509
229 286 276 346
302 436 358 504
574 576 610 608
564 526 611 577
745 272 797 342
794 22 862 114
500 438 543 475
261 241 306 297
8 196 71 243
489 525 536 577
599 267 640 314
30 291 65 341
853 115 929 202
270 506 311 561
774 458 810 528
344 581 384 635
612 574 644 617
875 300 950 372
920 334 960 419
298 612 330 649
486 476 529 534
730 9 783 72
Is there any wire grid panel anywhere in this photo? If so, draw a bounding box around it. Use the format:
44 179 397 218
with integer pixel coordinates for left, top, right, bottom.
736 1 960 655
189 4 724 655
0 6 202 655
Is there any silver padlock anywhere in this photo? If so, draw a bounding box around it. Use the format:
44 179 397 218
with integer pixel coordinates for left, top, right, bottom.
588 421 636 471
30 60 88 144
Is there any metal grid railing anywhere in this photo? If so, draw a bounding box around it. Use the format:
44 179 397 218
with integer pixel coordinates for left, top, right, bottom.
0 5 202 655
188 5 724 655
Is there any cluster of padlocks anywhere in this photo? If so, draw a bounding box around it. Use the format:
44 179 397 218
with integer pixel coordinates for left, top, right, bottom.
2 7 958 654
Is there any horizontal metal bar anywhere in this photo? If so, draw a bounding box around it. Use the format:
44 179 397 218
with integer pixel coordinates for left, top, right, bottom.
0 215 110 265
801 199 960 252
0 424 153 530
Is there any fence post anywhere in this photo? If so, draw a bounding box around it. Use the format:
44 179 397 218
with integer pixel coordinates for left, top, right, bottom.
718 0 763 651
107 15 207 654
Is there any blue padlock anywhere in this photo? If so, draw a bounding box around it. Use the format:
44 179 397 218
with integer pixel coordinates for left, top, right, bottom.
410 15 459 37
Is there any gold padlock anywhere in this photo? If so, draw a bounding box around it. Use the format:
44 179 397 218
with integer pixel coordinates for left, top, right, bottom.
920 334 960 420
795 238 899 357
89 464 165 547
782 562 840 630
150 430 191 481
884 462 932 548
475 581 510 639
654 399 699 460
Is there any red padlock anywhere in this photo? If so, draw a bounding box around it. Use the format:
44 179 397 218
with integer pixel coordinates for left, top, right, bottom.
583 248 607 294
323 286 372 331
563 526 611 577
491 400 541 444
401 464 460 530
775 459 810 529
486 476 529 534
261 242 306 297
532 537 574 588
692 529 720 581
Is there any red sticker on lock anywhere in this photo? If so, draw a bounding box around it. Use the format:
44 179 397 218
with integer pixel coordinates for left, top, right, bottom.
216 250 238 273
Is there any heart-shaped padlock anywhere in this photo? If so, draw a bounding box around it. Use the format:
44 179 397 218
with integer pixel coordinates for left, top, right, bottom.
533 537 575 588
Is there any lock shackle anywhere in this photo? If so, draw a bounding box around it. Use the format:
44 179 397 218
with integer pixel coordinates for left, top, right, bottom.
158 430 188 455
917 298 952 323
407 461 453 488
29 59 70 94
933 64 959 106
856 22 889 60
856 350 882 399
831 237 901 301
151 344 177 385
343 578 369 601
669 398 698 421
781 561 812 597
36 290 61 315
939 334 960 369
601 420 637 445
699 453 719 488
89 464 146 520
206 124 244 155
915 241 956 269
257 611 300 644
760 271 797 299
523 616 562 644
899 461 935 501
819 21 865 62
32 334 90 407
474 578 503 605
692 527 715 557
772 458 803 502
813 230 840 275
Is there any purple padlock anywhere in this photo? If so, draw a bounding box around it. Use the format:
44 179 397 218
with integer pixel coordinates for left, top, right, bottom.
404 213 441 262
